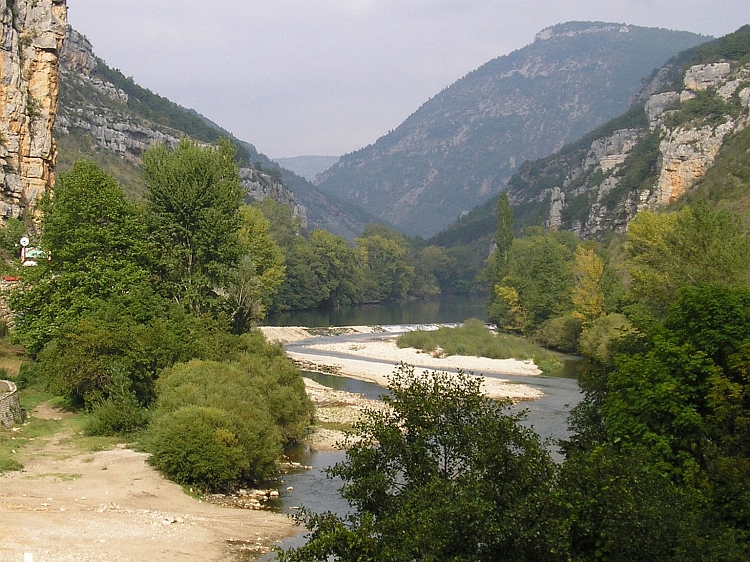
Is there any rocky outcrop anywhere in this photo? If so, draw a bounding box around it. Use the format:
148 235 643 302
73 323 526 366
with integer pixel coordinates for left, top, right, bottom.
0 0 67 223
506 49 750 240
56 27 307 226
314 22 707 237
642 63 750 207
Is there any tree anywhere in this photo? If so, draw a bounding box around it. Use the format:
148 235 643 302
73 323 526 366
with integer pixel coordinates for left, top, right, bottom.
490 230 576 333
227 205 285 332
11 161 152 356
495 191 514 272
356 232 414 302
143 138 243 315
280 365 562 562
571 245 605 325
626 202 750 315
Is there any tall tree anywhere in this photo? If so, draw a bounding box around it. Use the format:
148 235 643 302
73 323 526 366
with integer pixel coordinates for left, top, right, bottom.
495 191 514 272
143 138 243 315
11 161 151 356
227 205 285 332
571 246 605 325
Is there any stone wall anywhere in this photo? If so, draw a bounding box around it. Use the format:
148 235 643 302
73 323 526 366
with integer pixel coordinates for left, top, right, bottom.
0 379 22 427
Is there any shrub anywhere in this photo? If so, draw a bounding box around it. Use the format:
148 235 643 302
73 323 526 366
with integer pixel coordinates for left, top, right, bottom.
535 315 583 353
147 406 251 489
578 313 634 364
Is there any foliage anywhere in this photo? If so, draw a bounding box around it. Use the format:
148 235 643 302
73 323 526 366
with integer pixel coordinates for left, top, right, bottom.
10 161 152 356
490 229 577 333
571 246 605 325
147 405 254 490
535 315 583 354
665 87 740 129
577 313 634 364
146 355 312 490
397 318 564 374
227 205 285 332
626 202 750 316
280 365 562 562
143 138 243 315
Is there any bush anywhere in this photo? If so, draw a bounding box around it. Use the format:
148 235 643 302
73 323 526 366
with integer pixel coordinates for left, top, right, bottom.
578 313 634 364
145 357 311 490
535 315 583 353
147 405 251 489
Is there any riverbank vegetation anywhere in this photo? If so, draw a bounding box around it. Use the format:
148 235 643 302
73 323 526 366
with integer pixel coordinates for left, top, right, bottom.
396 318 564 374
5 141 313 492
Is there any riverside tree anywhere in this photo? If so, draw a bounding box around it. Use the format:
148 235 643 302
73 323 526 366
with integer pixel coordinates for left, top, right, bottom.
11 160 152 356
143 138 243 315
280 365 562 562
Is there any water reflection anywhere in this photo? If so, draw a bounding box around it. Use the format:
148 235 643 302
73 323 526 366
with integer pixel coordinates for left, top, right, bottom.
264 295 488 327
303 371 390 400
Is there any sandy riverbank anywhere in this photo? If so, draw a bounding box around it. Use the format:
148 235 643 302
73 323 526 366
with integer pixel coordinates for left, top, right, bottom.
260 326 544 402
0 403 298 562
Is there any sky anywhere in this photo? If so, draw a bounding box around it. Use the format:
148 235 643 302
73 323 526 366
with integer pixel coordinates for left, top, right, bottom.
66 1 750 159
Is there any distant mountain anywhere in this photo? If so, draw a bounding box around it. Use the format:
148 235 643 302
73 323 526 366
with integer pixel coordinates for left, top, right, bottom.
274 156 340 182
432 24 750 247
54 28 374 239
315 22 710 237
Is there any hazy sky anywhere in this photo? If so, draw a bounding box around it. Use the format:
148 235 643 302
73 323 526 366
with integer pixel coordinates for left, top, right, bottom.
66 1 749 158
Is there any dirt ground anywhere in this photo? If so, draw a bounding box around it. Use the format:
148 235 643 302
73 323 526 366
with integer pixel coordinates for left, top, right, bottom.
0 403 299 562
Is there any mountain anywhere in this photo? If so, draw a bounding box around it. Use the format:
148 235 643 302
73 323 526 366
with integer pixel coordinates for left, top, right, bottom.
274 156 340 182
432 24 750 247
314 22 710 237
54 28 375 239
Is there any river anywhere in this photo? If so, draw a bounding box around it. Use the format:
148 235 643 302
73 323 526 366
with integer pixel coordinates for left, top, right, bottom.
258 296 583 559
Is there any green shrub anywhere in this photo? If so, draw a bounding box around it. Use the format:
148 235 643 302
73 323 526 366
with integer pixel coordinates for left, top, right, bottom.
397 319 564 374
578 313 634 364
85 392 149 436
145 357 310 490
147 405 251 489
535 315 584 353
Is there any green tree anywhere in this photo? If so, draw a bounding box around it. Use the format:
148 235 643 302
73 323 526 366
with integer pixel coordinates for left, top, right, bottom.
227 205 285 332
280 365 562 562
491 230 576 333
495 191 514 271
571 245 605 325
143 138 243 315
626 202 750 315
10 161 151 356
356 233 414 302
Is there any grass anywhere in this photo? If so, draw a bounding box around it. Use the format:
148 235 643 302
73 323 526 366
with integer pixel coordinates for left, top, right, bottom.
0 338 129 475
397 318 565 375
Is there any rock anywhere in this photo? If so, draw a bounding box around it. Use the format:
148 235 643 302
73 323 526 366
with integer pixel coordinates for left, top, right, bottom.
0 0 67 224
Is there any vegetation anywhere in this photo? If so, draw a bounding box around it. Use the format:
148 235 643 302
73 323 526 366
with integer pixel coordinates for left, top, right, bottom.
280 366 561 562
397 319 564 374
6 144 313 491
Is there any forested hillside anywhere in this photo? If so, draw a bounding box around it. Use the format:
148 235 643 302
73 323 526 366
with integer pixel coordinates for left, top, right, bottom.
54 28 374 239
428 25 750 294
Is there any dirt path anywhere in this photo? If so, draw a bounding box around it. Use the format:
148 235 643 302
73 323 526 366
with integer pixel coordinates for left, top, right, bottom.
0 404 298 562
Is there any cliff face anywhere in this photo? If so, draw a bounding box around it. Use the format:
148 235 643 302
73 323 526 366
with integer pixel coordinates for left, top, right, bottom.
0 0 67 223
314 22 709 237
55 27 308 228
502 28 750 240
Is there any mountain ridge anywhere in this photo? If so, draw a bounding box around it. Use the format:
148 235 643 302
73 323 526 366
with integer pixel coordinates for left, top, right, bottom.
314 22 710 237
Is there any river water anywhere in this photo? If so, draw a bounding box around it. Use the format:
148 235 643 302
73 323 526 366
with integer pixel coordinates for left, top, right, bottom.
257 296 583 560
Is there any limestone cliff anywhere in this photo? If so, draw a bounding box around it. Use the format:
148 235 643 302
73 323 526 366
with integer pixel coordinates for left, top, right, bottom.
56 27 307 228
502 28 750 240
0 0 66 223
